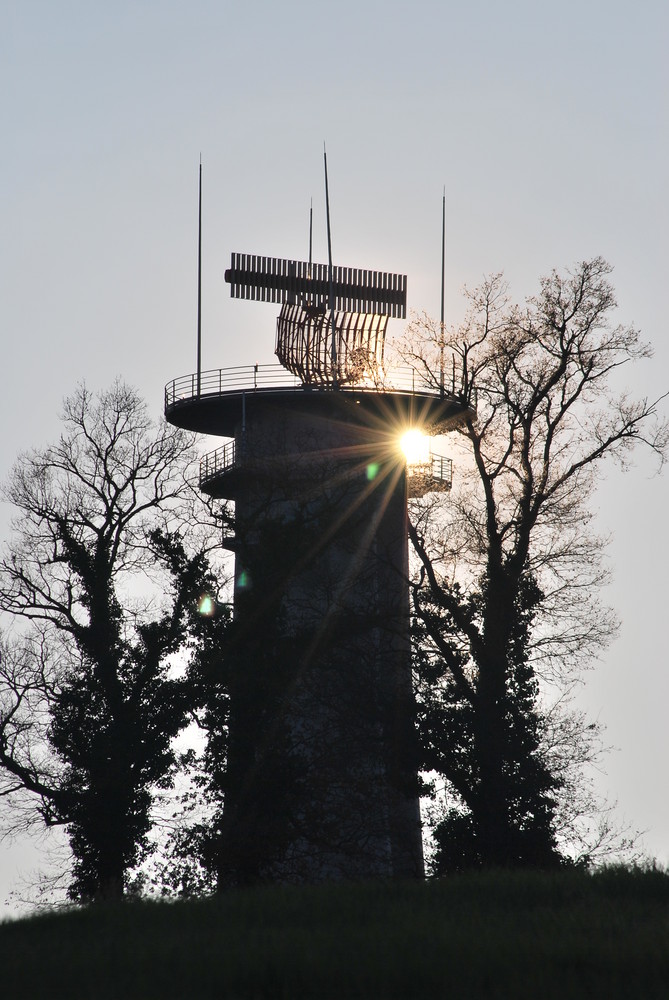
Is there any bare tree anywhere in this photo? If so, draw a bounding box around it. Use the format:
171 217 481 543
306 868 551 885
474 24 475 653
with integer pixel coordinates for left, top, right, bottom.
393 258 667 868
0 381 224 901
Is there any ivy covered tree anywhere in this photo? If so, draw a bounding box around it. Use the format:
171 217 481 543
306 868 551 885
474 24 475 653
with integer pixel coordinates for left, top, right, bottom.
397 259 667 869
413 571 562 870
0 382 227 901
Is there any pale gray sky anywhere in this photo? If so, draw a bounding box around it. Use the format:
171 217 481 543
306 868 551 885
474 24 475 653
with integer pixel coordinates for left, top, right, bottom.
1 0 667 910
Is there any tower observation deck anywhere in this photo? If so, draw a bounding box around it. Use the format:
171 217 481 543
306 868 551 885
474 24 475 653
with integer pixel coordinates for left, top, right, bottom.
165 243 472 886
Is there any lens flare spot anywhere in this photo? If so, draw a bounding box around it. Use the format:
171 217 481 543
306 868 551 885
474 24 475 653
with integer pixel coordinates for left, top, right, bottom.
401 429 431 466
237 570 251 590
198 593 216 616
366 462 380 481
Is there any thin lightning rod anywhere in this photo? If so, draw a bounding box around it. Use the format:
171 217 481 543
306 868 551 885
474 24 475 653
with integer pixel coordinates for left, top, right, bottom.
197 159 202 397
308 197 313 277
324 145 338 388
440 188 445 398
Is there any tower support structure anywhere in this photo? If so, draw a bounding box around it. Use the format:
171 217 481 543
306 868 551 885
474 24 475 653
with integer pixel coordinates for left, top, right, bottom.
165 217 472 884
166 378 468 884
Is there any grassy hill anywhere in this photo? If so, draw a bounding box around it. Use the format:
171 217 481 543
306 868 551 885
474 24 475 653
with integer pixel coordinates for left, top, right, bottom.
2 867 669 999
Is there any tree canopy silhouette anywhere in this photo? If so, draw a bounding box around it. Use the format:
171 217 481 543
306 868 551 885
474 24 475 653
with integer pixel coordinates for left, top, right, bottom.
0 381 225 901
396 258 667 868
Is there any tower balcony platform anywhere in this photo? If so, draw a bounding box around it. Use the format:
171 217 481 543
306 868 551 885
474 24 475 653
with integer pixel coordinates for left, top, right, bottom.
165 363 473 439
406 454 453 498
199 439 267 499
200 438 454 501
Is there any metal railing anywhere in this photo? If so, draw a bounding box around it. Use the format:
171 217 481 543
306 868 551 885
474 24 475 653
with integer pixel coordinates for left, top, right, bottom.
166 365 300 409
200 438 453 493
200 440 235 487
165 362 466 411
430 453 453 487
406 451 453 494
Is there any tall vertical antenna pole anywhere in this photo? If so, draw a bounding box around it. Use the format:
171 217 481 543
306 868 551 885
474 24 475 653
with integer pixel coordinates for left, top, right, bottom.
324 145 338 388
306 198 314 380
308 197 313 278
439 188 445 398
197 159 203 397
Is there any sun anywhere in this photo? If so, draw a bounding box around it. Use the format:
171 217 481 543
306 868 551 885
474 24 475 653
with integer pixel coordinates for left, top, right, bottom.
400 429 431 466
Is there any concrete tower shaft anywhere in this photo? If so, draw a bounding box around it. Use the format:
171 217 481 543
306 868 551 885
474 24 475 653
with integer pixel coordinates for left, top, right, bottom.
233 401 420 881
165 377 469 884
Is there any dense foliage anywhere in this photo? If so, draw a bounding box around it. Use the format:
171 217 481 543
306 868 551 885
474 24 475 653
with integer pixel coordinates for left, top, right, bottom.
0 382 227 900
398 259 667 868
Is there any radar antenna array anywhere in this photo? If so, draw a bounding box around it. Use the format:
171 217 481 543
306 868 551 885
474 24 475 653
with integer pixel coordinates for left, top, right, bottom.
224 255 406 388
224 255 406 317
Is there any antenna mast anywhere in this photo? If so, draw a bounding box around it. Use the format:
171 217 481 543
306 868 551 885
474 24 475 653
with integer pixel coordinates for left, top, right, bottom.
197 159 202 397
440 188 445 398
308 197 313 278
324 145 338 388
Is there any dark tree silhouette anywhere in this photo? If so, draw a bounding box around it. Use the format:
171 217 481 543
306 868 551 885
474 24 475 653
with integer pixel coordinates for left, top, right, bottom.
395 258 667 869
0 382 225 901
413 570 562 869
